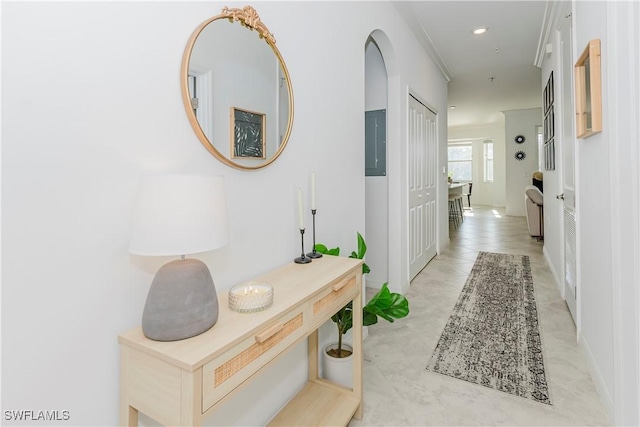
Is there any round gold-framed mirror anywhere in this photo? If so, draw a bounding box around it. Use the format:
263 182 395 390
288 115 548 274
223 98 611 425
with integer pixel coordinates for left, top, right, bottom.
181 6 294 170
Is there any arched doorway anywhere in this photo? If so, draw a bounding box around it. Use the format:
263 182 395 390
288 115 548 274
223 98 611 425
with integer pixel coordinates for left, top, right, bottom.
364 36 388 291
364 30 403 294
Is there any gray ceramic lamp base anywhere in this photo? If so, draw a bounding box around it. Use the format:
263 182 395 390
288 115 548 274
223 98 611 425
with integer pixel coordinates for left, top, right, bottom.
142 258 219 341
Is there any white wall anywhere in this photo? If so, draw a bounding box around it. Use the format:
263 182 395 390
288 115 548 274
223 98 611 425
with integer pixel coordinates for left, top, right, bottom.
573 1 615 415
503 108 542 216
1 2 447 425
538 3 567 309
571 0 640 421
539 1 640 424
448 122 507 207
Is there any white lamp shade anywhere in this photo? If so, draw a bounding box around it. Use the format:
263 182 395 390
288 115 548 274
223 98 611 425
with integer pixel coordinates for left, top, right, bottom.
129 175 229 256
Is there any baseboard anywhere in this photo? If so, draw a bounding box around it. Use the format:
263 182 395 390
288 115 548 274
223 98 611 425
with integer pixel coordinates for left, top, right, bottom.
543 245 564 297
579 334 615 424
365 280 385 291
439 236 451 255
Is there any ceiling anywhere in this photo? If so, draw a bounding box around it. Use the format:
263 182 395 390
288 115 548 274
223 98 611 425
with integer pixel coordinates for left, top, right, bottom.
395 1 547 129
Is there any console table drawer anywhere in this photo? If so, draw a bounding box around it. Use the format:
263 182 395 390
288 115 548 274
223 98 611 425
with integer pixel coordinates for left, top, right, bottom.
202 307 306 412
310 273 358 327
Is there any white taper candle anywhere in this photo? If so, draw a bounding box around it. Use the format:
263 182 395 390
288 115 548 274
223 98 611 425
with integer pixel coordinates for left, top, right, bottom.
311 170 316 210
298 187 304 229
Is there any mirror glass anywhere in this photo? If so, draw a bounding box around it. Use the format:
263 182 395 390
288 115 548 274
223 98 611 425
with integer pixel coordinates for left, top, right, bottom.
574 39 601 139
181 7 293 170
583 56 592 129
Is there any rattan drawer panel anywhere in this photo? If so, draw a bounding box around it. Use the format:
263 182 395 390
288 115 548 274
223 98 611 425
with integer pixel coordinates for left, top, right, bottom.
202 307 306 412
310 274 357 328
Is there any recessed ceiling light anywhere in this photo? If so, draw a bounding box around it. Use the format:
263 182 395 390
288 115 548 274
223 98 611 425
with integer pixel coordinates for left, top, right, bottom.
472 27 488 35
449 106 456 110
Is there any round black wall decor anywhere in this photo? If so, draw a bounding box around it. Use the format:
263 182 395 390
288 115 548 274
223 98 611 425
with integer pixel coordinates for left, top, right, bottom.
515 135 525 143
515 151 526 161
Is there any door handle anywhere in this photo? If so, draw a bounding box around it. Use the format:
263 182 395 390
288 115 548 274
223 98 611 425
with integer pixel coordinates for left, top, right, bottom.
556 193 565 200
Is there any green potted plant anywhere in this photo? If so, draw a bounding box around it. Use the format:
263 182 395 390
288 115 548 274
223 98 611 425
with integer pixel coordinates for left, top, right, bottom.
315 232 409 386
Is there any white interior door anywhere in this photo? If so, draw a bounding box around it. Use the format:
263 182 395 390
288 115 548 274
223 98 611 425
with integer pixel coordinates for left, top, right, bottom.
408 95 437 280
559 13 577 323
188 66 213 143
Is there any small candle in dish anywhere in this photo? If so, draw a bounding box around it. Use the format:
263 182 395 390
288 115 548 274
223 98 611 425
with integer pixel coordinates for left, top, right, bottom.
228 282 274 313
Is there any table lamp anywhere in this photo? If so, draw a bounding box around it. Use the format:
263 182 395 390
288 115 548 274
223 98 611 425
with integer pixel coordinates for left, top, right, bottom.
130 175 229 341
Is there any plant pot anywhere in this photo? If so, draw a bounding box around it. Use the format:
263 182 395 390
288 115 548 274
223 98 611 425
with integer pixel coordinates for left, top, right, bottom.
322 343 353 388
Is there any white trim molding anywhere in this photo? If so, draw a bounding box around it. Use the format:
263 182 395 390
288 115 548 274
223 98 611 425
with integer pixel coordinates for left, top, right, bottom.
535 0 561 68
543 245 564 298
392 2 452 82
580 335 615 421
607 1 640 425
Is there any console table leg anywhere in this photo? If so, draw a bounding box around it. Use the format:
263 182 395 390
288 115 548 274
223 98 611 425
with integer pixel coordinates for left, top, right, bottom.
120 345 138 426
354 404 363 420
120 405 138 427
352 280 363 420
308 330 319 382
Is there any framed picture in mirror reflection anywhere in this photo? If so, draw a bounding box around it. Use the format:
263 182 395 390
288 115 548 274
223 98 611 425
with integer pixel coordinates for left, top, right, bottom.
231 107 266 159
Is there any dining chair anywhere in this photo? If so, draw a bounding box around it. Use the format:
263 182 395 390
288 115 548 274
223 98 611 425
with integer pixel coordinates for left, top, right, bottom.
449 194 463 227
463 183 473 208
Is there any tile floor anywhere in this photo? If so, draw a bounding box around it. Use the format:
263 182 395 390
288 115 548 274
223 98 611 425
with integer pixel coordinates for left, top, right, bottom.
350 206 610 426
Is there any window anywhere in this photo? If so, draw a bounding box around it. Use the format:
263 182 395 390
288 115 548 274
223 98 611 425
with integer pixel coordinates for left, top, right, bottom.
448 143 472 181
483 140 494 182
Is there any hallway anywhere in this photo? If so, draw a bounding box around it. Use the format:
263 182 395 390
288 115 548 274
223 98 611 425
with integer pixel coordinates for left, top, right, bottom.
351 206 609 426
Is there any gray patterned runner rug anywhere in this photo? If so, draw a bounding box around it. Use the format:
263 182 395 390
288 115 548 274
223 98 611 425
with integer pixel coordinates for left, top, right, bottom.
426 251 551 404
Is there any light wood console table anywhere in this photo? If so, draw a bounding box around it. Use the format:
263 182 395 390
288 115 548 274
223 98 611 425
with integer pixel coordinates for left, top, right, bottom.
119 255 363 426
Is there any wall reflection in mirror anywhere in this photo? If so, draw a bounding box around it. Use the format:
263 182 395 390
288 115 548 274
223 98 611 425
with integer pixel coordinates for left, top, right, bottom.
181 6 293 170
